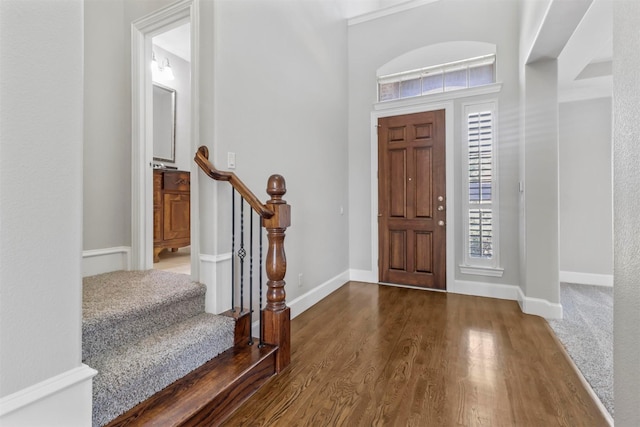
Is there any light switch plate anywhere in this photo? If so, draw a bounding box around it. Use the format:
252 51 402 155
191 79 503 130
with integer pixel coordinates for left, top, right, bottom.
227 152 236 169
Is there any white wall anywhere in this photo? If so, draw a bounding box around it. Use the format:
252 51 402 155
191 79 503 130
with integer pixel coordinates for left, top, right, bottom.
84 0 128 251
152 45 192 172
208 0 350 303
0 0 84 397
613 1 640 423
520 58 560 306
348 0 521 286
0 1 95 424
84 0 174 252
559 97 612 282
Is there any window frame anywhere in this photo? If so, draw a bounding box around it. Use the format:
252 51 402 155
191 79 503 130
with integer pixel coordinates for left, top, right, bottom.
460 100 502 276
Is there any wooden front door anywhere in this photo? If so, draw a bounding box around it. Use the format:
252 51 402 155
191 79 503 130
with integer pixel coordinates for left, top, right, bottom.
378 110 446 289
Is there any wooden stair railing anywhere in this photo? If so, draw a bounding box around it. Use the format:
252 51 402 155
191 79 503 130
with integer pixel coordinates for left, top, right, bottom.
195 145 291 373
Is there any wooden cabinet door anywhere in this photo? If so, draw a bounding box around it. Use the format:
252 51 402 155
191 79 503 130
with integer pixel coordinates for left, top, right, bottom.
378 110 446 289
153 172 163 243
153 209 163 243
163 194 190 240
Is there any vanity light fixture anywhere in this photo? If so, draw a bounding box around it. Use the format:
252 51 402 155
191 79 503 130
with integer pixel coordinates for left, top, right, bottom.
152 51 175 81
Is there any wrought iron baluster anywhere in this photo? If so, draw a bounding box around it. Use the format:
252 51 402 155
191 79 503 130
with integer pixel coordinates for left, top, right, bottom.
239 199 246 313
231 188 235 312
248 211 254 346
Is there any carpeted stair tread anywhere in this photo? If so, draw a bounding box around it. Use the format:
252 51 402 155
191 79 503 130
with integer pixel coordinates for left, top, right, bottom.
86 312 235 427
82 270 206 360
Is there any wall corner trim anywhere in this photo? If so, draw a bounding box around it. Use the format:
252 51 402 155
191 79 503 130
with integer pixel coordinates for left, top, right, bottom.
349 269 378 283
0 364 97 419
517 288 563 319
199 252 233 314
200 252 232 264
348 0 441 26
82 246 132 277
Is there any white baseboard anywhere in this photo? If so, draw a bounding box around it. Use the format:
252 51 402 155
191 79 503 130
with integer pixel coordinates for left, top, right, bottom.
518 288 563 319
82 246 131 277
0 364 97 427
249 270 351 337
559 271 613 287
349 269 377 283
449 279 563 319
449 279 520 301
288 270 350 319
347 269 562 320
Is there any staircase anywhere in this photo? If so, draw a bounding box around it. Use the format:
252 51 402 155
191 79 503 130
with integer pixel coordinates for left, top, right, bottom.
82 147 291 426
83 270 235 426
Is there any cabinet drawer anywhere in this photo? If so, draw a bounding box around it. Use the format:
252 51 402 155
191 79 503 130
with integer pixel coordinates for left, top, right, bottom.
163 171 190 192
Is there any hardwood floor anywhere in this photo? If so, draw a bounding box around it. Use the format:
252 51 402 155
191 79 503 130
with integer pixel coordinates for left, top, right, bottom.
223 281 609 427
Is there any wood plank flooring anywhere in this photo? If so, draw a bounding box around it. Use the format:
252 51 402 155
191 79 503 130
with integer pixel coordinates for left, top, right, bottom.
223 282 609 427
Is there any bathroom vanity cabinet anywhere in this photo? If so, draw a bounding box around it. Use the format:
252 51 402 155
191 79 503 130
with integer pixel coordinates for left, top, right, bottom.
153 169 190 262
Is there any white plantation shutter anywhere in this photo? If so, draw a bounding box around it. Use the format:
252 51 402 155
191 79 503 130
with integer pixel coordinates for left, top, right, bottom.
464 103 498 269
468 111 493 204
469 209 493 258
468 110 493 259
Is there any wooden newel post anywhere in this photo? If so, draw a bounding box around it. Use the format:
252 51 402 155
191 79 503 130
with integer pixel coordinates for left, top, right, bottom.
262 174 291 372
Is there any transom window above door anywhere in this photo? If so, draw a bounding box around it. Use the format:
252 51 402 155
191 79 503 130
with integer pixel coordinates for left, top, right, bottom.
378 54 496 102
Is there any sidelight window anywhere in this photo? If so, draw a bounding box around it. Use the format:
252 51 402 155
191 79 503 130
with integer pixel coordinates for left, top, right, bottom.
461 101 502 275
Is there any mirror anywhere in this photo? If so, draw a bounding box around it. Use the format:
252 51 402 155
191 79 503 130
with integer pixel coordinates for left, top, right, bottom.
153 83 176 163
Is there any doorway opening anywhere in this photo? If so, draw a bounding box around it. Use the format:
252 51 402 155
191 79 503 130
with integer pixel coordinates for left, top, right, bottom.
151 23 192 275
131 0 199 278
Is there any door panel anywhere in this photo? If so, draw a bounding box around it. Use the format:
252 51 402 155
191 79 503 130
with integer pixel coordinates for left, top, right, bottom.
414 231 433 273
389 230 407 271
163 194 190 240
389 126 406 142
414 147 433 218
415 122 432 140
390 150 407 217
379 110 446 289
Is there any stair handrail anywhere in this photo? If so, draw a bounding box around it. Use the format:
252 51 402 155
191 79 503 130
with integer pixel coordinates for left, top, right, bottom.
194 146 274 219
194 145 291 373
